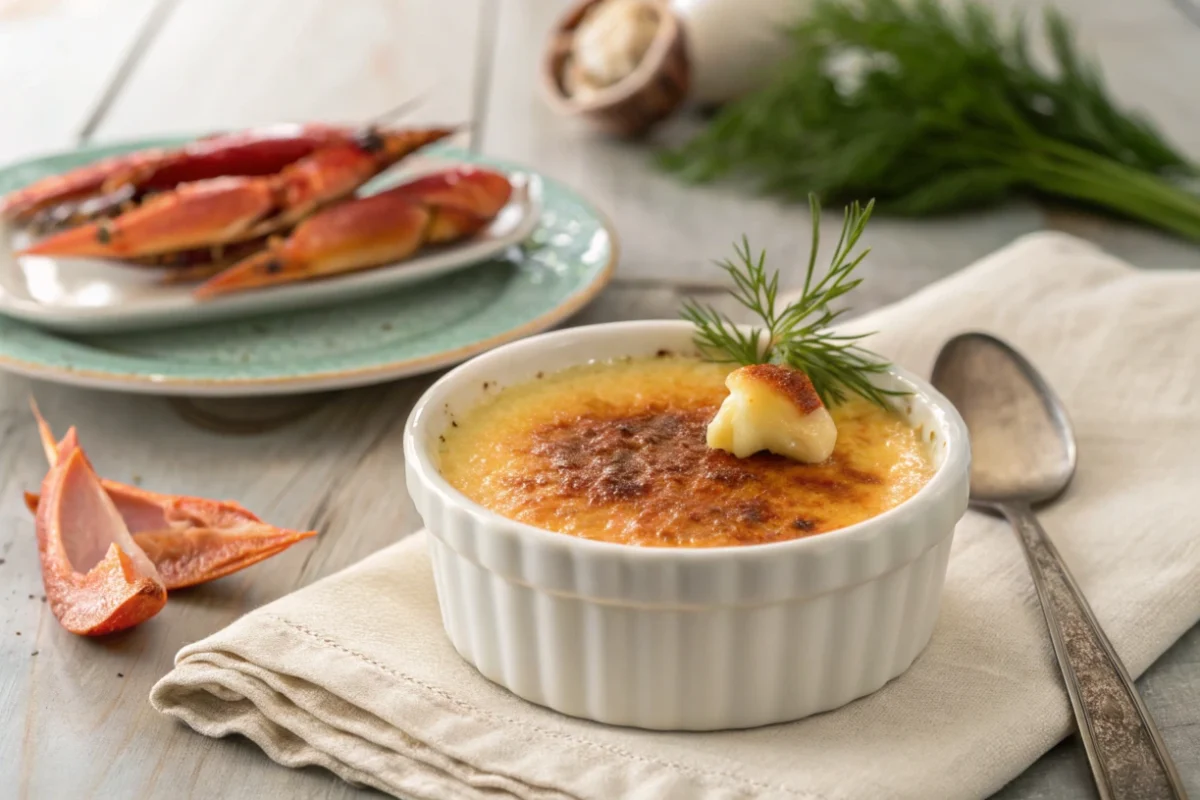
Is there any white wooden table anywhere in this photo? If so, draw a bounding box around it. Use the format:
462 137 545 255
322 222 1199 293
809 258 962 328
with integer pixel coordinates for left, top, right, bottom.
1 1 1198 797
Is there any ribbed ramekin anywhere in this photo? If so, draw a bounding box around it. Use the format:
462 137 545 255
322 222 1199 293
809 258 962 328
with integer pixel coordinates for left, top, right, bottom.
404 321 970 730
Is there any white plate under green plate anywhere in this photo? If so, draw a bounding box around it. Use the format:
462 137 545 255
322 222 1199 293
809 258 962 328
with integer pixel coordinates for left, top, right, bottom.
0 140 616 397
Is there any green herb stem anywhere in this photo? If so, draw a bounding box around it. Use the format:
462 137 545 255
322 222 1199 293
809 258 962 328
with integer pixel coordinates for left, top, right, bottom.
683 196 905 410
1017 146 1200 239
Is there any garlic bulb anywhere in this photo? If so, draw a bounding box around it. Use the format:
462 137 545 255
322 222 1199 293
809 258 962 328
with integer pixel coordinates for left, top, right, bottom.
545 0 800 136
707 364 837 463
563 0 663 100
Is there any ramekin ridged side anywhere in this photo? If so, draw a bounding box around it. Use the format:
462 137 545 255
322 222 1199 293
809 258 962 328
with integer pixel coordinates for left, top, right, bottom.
404 321 970 731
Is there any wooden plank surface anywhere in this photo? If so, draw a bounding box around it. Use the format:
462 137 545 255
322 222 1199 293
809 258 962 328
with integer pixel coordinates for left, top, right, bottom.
0 0 164 162
0 0 1198 797
93 0 483 141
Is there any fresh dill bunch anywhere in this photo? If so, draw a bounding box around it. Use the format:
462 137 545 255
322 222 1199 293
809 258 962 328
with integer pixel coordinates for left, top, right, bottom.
661 0 1200 240
682 195 905 409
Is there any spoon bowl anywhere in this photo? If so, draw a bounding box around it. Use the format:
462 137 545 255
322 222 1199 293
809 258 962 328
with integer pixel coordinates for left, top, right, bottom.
931 332 1076 507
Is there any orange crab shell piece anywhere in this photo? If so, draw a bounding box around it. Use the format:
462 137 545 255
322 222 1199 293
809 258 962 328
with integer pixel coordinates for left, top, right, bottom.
25 487 317 591
36 431 167 636
133 525 315 590
26 405 317 591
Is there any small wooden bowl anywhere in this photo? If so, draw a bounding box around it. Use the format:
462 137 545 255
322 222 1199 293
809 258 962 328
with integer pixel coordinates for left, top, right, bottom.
541 0 690 138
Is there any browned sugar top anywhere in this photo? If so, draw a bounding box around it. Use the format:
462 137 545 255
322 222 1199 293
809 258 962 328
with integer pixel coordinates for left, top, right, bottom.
438 357 932 548
514 405 896 545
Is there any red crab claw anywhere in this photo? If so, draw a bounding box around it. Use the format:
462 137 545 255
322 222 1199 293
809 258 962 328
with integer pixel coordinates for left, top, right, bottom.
119 238 272 285
18 177 277 259
25 403 316 590
380 166 516 218
194 165 512 299
1 123 353 224
125 123 352 193
18 127 455 261
245 126 458 237
37 429 167 636
2 148 176 222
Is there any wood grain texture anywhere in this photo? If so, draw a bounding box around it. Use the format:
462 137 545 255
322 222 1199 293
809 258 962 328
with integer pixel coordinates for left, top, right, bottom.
0 0 1198 797
0 0 162 162
92 0 484 141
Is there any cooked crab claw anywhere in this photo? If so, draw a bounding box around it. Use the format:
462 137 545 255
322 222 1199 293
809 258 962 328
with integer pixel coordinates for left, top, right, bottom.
17 127 454 261
1 148 175 223
192 192 430 297
379 166 516 218
26 403 316 591
19 178 277 259
258 127 459 235
36 429 167 636
194 165 513 299
0 123 352 223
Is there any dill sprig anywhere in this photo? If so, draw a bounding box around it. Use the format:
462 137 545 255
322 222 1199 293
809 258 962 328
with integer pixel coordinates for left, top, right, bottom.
661 0 1200 241
682 195 904 409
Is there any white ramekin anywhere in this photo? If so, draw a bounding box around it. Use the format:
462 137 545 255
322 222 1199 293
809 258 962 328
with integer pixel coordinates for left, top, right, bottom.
404 321 970 730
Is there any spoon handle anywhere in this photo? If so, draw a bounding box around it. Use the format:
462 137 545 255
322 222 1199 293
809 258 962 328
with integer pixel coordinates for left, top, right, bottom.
1001 503 1188 800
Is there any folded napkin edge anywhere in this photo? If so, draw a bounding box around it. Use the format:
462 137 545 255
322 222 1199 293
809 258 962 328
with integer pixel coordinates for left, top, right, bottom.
155 609 827 800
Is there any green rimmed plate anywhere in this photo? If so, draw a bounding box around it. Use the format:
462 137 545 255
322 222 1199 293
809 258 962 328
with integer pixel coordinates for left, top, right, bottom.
0 140 616 397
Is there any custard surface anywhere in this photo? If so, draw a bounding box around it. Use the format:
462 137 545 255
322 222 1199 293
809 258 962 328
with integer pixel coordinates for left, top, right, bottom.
438 356 933 547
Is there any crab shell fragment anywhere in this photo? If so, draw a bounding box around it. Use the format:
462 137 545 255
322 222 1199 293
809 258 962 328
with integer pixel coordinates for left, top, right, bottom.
36 430 168 636
27 405 317 634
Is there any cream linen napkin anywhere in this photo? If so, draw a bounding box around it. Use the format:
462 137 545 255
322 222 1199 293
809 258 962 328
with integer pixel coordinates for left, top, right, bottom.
152 231 1200 800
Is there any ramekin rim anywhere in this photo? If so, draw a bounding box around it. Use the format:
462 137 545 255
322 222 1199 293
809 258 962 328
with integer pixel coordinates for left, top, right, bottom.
404 319 969 562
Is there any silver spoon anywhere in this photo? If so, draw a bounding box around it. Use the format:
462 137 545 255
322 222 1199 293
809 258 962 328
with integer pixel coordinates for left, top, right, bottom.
931 332 1188 800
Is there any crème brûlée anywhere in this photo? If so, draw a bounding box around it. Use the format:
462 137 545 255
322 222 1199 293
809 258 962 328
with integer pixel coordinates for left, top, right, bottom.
437 355 934 548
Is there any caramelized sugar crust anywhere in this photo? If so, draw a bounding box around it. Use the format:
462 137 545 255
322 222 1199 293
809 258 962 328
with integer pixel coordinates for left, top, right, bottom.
438 357 932 548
